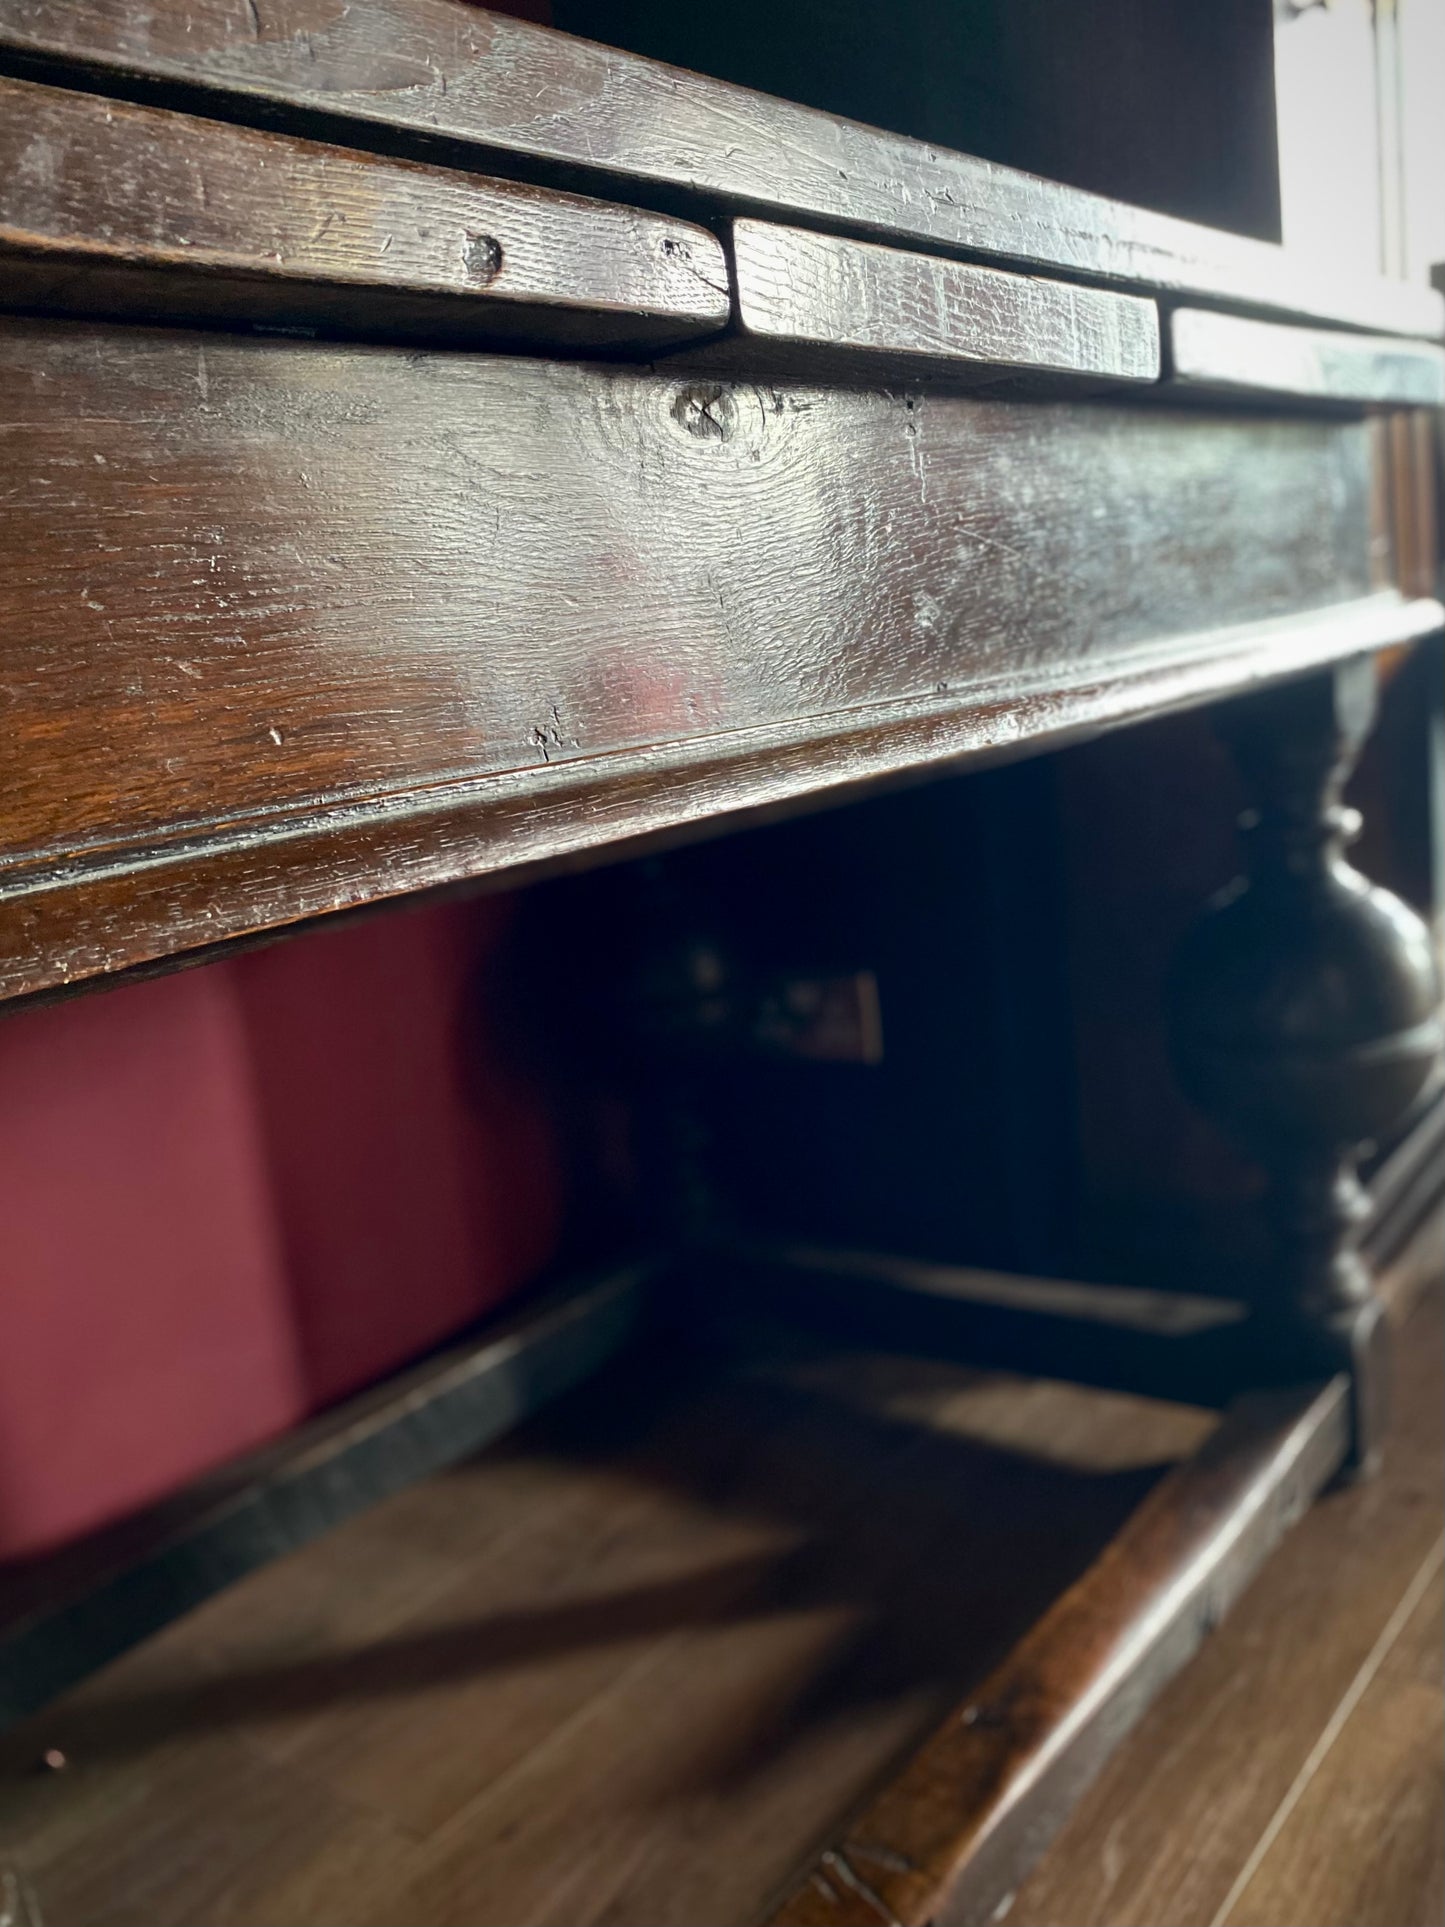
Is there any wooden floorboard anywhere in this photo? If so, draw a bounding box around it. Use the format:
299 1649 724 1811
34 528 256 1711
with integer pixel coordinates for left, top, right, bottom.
0 1265 651 1732
0 1342 1212 1927
1007 1277 1445 1927
0 1276 1436 1927
767 1377 1350 1927
1219 1552 1445 1927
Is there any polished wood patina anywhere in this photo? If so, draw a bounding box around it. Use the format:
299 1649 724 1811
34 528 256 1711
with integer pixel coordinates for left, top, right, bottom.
0 3 1440 1921
4 314 1436 1004
0 0 1440 335
0 74 731 346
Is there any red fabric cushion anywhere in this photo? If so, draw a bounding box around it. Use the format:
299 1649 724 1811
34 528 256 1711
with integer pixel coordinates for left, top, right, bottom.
236 898 564 1408
0 897 564 1559
0 968 304 1558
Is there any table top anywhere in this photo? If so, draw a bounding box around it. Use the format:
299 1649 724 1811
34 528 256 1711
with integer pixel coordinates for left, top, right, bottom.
2 0 1442 340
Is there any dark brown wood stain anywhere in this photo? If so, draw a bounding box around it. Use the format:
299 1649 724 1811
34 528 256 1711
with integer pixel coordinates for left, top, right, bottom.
0 0 1438 335
4 314 1435 1006
0 1336 1215 1926
0 74 731 347
1008 1273 1445 1927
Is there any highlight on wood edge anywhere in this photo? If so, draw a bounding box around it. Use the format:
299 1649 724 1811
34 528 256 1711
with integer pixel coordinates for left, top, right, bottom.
0 72 731 344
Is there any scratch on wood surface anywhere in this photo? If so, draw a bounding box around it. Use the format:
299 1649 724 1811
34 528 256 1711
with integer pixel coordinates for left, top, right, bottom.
660 232 731 301
904 395 927 507
821 1849 904 1927
849 1839 921 1876
529 704 573 764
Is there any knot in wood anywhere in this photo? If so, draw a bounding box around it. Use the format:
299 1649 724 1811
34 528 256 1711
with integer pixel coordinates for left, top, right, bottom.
670 382 737 442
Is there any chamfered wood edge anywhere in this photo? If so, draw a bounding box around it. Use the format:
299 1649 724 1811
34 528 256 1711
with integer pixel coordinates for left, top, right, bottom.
0 6 1437 341
3 593 1440 1009
764 1371 1351 1927
0 1261 655 1734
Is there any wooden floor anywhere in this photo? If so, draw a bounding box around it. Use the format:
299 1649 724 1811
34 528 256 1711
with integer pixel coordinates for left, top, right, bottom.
1010 1277 1445 1927
0 1287 1438 1927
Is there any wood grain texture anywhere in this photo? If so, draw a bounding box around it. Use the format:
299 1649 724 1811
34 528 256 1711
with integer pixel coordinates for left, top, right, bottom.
1006 1276 1445 1927
1218 1552 1445 1927
0 1334 1213 1926
766 1377 1350 1927
0 0 1438 338
5 317 1440 1005
1386 410 1440 601
0 73 730 345
732 220 1159 383
0 1264 651 1732
1169 308 1445 409
553 0 1286 245
12 591 1443 1014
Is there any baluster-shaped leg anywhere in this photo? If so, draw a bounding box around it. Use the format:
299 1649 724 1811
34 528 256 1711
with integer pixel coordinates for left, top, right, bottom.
1169 655 1443 1471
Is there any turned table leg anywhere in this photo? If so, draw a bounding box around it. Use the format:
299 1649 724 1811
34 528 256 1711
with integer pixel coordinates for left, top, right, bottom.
1169 655 1443 1471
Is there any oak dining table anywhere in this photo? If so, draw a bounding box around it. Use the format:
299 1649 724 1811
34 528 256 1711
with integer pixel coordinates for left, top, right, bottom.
0 4 1441 1921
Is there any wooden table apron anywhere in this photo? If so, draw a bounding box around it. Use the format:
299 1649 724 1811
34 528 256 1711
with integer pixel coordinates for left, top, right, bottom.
0 313 1434 1003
